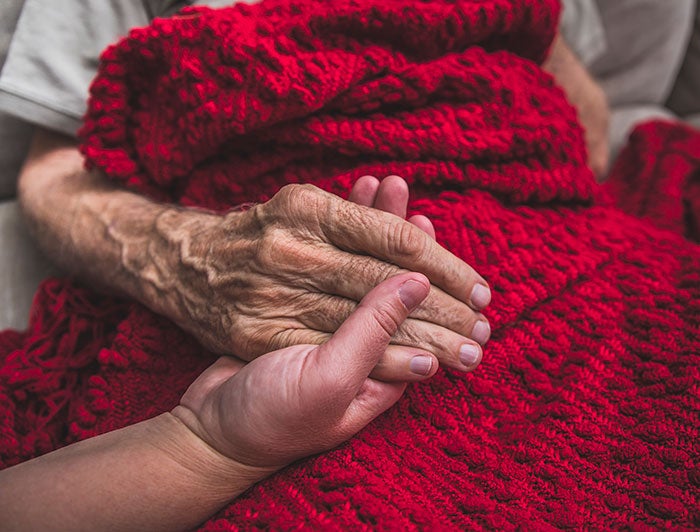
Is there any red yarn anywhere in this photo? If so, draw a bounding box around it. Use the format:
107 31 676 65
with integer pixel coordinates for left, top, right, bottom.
2 0 699 528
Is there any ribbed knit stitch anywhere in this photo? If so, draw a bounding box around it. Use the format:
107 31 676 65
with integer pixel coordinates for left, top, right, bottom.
1 1 698 529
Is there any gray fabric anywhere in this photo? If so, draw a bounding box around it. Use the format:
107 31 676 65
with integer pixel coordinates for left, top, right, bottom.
559 0 699 171
0 0 191 330
590 0 695 108
0 0 31 199
0 0 258 136
0 113 32 199
0 0 186 137
559 0 607 66
668 3 700 117
0 199 58 330
0 0 24 71
685 113 700 130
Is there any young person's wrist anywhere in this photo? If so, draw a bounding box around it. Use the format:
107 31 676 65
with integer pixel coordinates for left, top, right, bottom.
155 410 278 502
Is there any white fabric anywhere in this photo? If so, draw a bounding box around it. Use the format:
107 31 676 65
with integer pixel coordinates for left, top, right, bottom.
559 0 607 66
0 0 193 330
0 0 261 330
590 0 695 108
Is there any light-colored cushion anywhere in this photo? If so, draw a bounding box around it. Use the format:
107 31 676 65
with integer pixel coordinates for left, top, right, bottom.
0 199 57 330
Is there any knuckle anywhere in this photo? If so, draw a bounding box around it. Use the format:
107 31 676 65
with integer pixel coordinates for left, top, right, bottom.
260 184 329 233
393 323 427 351
426 292 477 336
305 294 352 332
243 324 292 356
368 300 403 340
255 227 288 270
232 320 269 359
388 220 428 259
452 308 477 337
274 183 320 212
349 256 397 284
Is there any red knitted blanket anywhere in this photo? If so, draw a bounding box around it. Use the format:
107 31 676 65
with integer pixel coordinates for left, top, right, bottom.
2 0 700 528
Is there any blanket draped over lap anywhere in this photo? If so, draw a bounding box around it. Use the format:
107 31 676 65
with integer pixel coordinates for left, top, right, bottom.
1 0 699 528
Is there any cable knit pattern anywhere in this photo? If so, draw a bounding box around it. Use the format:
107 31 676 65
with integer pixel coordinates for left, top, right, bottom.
2 0 699 529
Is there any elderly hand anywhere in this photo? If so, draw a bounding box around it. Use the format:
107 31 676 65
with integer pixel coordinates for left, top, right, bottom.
173 272 431 469
154 179 490 381
0 274 434 532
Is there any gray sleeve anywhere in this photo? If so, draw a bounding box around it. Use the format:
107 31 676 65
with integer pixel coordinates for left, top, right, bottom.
559 0 607 67
0 0 188 137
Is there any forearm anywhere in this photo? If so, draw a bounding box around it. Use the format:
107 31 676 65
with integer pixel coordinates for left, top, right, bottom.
543 32 610 178
18 129 490 373
0 413 271 531
17 129 225 327
543 33 604 111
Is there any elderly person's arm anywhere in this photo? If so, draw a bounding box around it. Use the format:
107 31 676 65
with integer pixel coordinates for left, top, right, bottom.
19 129 490 381
0 273 429 531
543 32 610 179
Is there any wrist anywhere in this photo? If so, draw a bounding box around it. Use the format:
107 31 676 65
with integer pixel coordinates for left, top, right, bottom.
144 207 249 353
151 412 276 501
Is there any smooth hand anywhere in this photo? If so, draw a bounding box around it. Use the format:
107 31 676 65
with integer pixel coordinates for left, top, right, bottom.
174 272 430 469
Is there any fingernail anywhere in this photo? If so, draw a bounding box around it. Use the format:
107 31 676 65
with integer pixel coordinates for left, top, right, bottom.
459 344 482 368
470 284 491 309
410 355 433 376
472 320 491 345
399 279 427 311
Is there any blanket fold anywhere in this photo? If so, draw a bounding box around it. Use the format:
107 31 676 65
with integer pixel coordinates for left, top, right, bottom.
2 0 699 529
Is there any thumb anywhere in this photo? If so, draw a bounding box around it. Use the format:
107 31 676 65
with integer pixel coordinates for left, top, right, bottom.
309 272 430 401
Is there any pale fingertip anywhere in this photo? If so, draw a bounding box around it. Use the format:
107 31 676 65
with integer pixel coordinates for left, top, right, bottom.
458 343 482 370
409 355 434 376
349 175 380 206
374 175 409 217
398 276 430 311
471 320 491 346
408 214 436 239
470 283 492 310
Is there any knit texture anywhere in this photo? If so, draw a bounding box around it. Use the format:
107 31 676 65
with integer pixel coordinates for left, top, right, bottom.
2 0 700 528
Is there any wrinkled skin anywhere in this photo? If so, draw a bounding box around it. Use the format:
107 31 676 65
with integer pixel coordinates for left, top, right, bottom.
19 130 489 382
158 176 490 381
174 271 432 469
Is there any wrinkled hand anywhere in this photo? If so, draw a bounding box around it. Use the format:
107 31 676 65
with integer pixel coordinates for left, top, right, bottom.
156 179 490 380
173 273 430 469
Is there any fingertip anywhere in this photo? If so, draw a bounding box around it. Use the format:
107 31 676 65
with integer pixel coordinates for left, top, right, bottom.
374 175 409 217
409 353 438 378
349 175 380 206
471 320 491 346
408 214 436 240
383 174 409 190
470 283 491 310
397 274 430 312
458 343 483 371
368 347 438 382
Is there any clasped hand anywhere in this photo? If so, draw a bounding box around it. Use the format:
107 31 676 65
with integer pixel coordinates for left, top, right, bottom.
158 175 491 381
